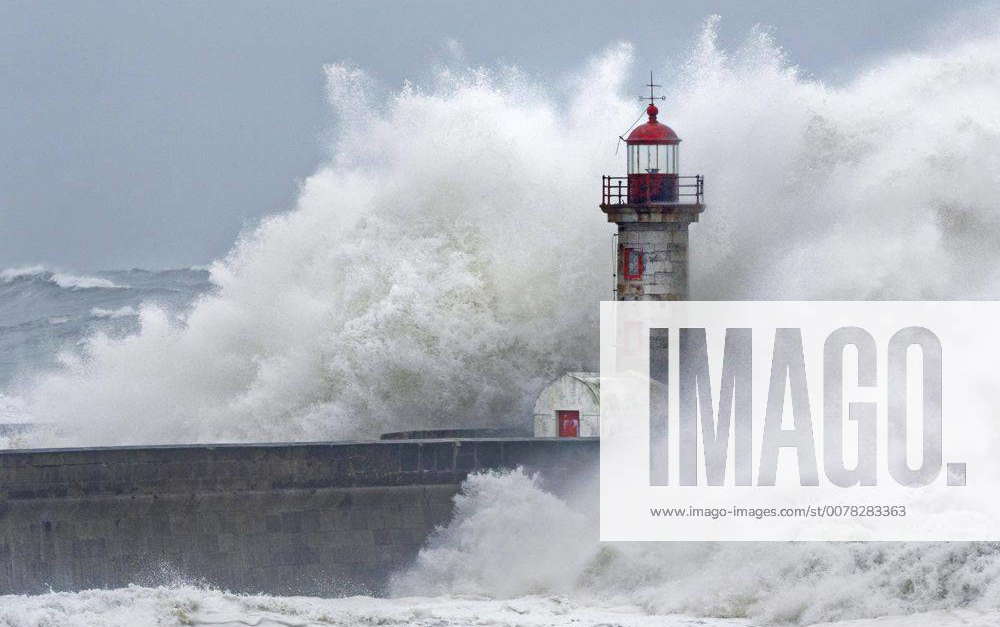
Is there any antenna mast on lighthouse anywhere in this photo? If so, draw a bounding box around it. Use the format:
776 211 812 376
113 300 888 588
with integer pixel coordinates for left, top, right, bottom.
644 71 665 107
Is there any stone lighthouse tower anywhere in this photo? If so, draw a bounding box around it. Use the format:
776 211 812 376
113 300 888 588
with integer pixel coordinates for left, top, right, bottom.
601 80 704 300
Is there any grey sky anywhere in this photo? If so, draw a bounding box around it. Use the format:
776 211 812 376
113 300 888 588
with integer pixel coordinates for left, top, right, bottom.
0 0 981 271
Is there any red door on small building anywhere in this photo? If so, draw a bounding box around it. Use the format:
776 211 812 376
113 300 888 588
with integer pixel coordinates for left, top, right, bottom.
557 410 580 437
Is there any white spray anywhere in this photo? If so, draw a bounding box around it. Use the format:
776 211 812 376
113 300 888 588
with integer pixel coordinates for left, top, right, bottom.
13 18 1000 446
4 14 1000 627
394 468 1000 625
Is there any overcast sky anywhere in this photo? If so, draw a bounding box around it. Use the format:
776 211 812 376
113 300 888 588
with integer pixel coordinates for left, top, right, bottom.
0 0 987 271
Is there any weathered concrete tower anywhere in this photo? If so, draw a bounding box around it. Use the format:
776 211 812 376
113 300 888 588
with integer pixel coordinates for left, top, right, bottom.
601 79 704 300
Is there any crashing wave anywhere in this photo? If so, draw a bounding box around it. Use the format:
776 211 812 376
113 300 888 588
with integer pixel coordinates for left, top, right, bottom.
0 265 124 290
14 16 1000 447
394 469 1000 625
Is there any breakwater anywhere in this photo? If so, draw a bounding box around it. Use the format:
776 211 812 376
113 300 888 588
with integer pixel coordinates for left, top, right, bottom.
0 437 597 595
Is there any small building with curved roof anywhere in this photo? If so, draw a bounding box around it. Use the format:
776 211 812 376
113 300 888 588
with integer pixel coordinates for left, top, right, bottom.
533 372 599 438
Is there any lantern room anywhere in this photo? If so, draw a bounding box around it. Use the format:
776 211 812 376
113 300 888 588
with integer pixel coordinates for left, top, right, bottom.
625 103 681 203
600 76 703 209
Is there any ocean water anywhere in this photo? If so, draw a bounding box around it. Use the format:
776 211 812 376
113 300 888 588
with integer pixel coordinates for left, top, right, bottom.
4 587 997 627
0 267 212 391
4 14 1000 627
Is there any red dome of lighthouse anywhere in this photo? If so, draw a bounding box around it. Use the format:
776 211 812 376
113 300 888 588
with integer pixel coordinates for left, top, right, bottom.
626 104 680 145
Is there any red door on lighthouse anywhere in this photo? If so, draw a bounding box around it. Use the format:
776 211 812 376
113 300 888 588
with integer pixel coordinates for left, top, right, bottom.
557 410 580 437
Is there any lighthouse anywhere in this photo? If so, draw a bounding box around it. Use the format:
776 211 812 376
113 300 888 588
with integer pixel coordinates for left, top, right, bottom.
601 77 704 300
533 78 706 439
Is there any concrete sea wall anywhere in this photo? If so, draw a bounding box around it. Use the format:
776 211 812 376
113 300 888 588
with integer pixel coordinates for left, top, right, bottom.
0 438 597 595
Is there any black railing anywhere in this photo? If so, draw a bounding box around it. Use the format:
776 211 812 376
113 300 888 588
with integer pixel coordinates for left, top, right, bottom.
601 174 704 205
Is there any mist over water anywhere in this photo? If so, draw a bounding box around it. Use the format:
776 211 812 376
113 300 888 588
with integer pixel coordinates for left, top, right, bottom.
3 17 1000 626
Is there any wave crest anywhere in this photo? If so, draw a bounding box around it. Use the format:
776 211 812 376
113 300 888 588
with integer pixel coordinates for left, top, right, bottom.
1 266 124 290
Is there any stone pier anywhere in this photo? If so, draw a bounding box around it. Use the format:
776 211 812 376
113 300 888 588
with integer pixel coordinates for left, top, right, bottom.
0 438 598 595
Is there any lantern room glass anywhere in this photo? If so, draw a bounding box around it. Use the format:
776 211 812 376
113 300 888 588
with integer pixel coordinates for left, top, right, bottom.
627 143 678 175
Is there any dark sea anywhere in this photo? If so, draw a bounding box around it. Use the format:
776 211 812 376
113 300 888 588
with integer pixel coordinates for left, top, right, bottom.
0 267 212 395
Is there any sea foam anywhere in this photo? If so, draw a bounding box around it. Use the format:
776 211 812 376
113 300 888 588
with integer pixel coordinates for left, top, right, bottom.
4 16 1000 625
13 16 1000 448
394 469 1000 625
